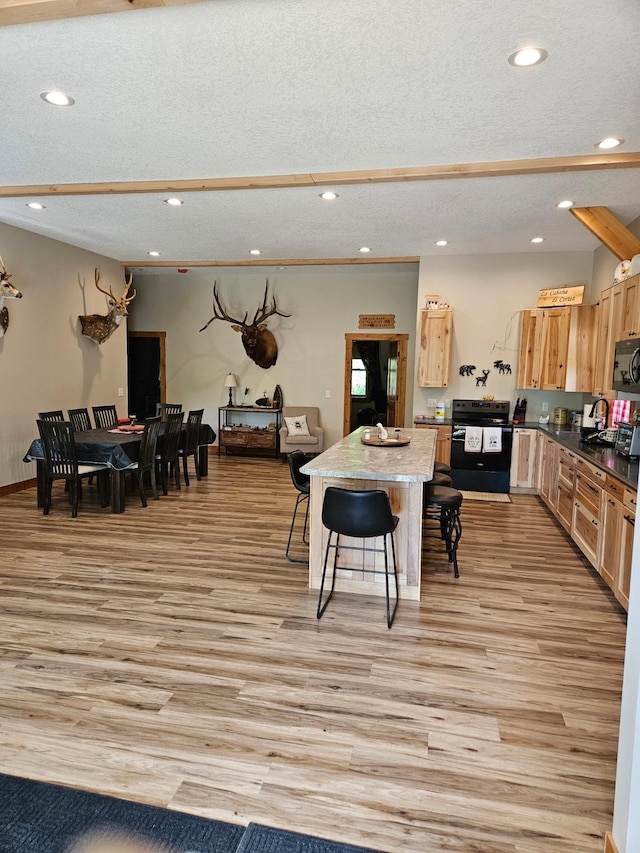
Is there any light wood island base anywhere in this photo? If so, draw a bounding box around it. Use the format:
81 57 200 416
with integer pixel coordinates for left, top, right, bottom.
302 428 437 601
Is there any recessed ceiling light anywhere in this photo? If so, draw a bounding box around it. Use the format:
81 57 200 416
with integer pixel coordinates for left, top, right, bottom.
319 192 339 200
359 247 371 253
26 202 45 210
164 198 184 206
148 251 161 257
556 200 574 209
40 90 74 106
508 47 548 67
531 237 544 244
596 137 623 149
435 240 448 247
250 249 262 255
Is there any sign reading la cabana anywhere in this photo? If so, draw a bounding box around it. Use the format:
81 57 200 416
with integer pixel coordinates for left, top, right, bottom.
537 284 585 307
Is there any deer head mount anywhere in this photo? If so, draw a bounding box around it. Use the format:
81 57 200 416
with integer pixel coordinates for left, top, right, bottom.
200 280 291 369
0 254 23 339
79 268 136 345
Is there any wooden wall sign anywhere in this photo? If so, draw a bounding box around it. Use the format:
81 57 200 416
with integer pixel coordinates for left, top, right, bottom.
359 314 395 329
537 284 585 307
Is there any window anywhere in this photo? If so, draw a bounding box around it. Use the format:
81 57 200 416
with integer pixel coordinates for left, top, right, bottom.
351 358 367 397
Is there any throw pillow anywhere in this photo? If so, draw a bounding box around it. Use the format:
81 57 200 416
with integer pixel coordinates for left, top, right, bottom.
285 415 310 436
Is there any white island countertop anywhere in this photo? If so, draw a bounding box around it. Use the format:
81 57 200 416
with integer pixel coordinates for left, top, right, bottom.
301 427 436 483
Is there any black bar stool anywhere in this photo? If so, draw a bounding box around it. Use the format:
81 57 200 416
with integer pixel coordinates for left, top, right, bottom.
434 461 452 475
285 450 310 563
423 484 463 578
317 487 399 628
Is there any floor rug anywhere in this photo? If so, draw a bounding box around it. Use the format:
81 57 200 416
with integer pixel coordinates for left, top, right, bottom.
460 490 511 503
237 823 382 853
0 773 245 853
0 774 384 853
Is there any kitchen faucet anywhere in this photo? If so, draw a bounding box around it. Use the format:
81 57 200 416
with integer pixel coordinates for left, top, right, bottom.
589 397 610 430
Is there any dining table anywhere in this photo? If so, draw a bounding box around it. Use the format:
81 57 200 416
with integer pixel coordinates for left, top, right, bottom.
24 422 216 513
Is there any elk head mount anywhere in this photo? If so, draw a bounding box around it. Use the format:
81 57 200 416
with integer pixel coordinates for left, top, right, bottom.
79 268 136 345
200 280 291 369
0 255 23 339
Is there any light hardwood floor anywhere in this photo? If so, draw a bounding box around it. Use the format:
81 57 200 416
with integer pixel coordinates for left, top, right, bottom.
0 455 627 853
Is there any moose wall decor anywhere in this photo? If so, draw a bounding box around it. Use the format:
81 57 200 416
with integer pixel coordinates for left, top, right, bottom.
0 255 23 338
199 280 291 369
79 268 136 345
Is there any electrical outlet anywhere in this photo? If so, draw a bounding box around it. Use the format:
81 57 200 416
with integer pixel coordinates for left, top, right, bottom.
325 390 330 398
117 387 124 397
541 401 549 411
428 398 437 407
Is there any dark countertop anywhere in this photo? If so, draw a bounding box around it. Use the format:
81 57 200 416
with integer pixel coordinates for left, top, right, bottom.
413 417 640 489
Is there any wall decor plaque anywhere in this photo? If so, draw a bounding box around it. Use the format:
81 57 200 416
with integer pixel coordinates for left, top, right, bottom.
537 285 585 307
358 314 395 329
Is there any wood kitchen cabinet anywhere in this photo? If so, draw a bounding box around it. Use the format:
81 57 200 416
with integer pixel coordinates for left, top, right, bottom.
416 424 451 464
571 458 606 568
417 309 453 388
510 428 538 492
517 305 596 392
537 433 559 510
617 488 636 610
556 446 577 533
593 273 640 396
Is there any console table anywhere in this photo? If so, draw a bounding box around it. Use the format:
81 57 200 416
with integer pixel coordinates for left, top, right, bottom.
218 406 282 457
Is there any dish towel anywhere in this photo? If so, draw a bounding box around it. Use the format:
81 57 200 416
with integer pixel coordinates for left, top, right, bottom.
483 427 502 453
464 426 483 453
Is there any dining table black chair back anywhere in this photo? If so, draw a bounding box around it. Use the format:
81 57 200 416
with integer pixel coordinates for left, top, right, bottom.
131 415 162 507
36 419 109 517
92 404 118 429
67 407 92 432
158 411 184 494
179 408 204 486
38 410 65 422
156 402 183 421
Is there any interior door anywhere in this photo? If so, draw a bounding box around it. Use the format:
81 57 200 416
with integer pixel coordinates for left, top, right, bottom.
127 331 166 420
343 333 408 436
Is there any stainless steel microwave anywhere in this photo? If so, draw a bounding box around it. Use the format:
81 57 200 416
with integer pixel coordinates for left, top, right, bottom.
613 338 640 392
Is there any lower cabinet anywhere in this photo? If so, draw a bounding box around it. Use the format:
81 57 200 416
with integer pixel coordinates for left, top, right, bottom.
416 424 451 465
510 428 538 492
537 432 635 611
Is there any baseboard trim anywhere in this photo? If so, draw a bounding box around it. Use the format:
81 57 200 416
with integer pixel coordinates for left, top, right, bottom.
0 477 36 497
604 831 619 853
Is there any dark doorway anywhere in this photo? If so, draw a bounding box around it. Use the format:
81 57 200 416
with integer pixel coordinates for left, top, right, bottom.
127 332 166 420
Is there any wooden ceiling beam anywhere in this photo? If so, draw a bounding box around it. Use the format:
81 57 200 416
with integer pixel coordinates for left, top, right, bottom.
0 0 202 27
121 257 420 268
570 206 640 261
1 152 639 199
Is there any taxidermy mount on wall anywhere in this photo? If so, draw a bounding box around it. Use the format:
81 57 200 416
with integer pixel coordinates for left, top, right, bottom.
0 254 23 338
79 268 136 345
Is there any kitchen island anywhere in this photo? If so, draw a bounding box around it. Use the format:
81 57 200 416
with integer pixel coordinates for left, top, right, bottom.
301 427 437 601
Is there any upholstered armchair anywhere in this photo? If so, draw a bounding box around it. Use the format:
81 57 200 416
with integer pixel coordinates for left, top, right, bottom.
279 406 324 458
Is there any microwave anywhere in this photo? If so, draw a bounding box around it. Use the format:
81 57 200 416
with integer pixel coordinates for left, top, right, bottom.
613 338 640 392
615 421 640 458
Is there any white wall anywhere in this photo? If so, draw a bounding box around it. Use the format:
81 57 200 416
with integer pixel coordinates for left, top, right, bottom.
0 222 128 488
127 265 419 448
413 251 594 421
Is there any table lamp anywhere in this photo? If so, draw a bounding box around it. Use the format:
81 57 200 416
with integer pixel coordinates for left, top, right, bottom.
224 373 238 406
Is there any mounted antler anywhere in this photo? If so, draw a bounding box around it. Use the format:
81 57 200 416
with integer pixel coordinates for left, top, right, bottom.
0 253 23 338
200 280 291 369
78 268 137 345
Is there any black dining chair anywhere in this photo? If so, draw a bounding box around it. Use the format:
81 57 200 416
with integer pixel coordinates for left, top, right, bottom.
155 402 183 421
157 411 184 494
128 416 162 507
317 487 400 628
92 404 119 429
285 450 311 563
178 408 204 486
36 419 109 517
38 410 65 421
67 407 92 432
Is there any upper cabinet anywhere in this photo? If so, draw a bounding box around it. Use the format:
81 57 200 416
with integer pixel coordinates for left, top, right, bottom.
517 305 596 391
593 273 640 397
417 309 453 388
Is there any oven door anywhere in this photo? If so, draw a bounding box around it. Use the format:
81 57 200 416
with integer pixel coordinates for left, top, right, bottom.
450 425 513 492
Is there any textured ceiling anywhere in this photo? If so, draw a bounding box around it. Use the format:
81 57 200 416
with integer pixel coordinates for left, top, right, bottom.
1 0 640 267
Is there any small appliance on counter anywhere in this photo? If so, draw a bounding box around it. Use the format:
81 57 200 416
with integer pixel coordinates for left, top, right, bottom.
512 397 527 423
615 421 640 458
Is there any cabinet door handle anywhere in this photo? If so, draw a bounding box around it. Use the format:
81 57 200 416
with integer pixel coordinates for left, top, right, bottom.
591 519 598 527
608 498 615 506
625 515 636 526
